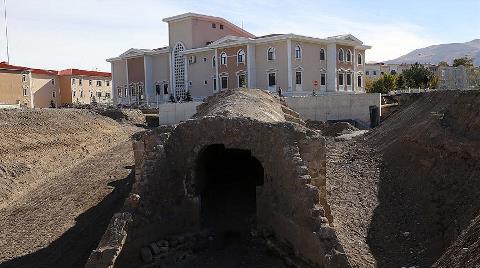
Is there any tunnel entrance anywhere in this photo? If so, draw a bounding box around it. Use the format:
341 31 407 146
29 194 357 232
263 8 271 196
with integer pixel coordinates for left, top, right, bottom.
195 144 264 237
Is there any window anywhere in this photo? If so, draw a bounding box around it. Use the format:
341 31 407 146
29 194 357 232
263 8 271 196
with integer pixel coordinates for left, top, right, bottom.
366 71 370 75
173 42 186 99
22 74 27 82
320 73 326 86
105 92 111 98
357 53 363 65
295 45 302 59
204 80 208 85
188 81 192 86
346 50 352 62
79 79 83 86
346 73 352 86
338 73 344 86
338 49 345 62
90 91 93 98
51 79 55 85
203 57 207 63
220 52 227 65
212 23 216 28
106 81 110 86
237 50 245 64
73 91 76 97
238 74 246 88
373 71 377 75
155 84 161 95
357 75 363 87
80 90 84 97
268 73 276 86
295 71 302 85
320 49 326 61
163 84 169 95
96 80 102 87
72 78 76 85
89 80 92 86
97 92 102 98
380 72 384 75
213 78 217 92
124 86 128 97
52 91 56 98
220 24 224 30
118 87 122 97
23 88 28 96
267 47 275 60
212 56 216 67
221 76 228 89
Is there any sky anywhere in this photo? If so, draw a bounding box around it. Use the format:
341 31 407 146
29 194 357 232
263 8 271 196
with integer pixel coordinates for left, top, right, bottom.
1 0 479 72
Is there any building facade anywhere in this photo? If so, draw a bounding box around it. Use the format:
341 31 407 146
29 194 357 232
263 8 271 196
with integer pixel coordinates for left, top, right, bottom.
108 13 371 105
0 62 112 108
58 69 112 105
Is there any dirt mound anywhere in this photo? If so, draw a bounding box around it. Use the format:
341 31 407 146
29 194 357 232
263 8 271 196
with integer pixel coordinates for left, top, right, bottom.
94 108 146 126
327 91 480 267
0 108 142 266
306 120 358 137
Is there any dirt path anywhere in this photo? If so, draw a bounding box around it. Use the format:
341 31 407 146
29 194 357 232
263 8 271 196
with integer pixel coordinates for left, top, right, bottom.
0 136 136 268
326 137 380 268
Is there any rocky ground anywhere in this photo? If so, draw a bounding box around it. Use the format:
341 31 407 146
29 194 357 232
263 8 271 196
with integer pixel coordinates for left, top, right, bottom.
0 108 143 267
327 91 480 267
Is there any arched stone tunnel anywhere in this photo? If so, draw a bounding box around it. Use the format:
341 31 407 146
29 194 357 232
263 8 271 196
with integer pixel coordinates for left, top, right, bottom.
87 89 348 268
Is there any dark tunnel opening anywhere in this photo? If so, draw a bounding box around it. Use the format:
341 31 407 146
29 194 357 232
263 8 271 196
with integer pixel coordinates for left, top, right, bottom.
195 144 264 239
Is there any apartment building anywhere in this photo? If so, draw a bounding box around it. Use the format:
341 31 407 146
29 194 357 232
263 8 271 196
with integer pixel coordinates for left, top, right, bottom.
58 69 112 105
107 13 371 105
0 62 60 108
0 62 112 107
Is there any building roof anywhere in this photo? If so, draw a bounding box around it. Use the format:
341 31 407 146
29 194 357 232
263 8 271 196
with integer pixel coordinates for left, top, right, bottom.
58 68 111 78
162 12 255 38
0 62 57 75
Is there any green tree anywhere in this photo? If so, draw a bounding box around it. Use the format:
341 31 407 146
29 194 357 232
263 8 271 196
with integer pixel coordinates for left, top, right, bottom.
438 61 449 67
428 74 439 89
371 78 386 94
382 74 396 91
365 77 374 93
396 74 406 90
453 57 474 67
403 63 433 88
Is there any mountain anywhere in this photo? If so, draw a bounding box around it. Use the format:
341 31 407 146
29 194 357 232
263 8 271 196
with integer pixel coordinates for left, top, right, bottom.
386 39 480 66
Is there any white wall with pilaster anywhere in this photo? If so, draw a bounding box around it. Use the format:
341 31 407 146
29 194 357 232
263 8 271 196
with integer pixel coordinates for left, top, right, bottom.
326 43 337 92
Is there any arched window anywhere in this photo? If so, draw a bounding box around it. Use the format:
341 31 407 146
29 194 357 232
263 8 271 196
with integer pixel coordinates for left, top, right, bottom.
237 50 245 63
212 56 216 67
220 52 227 65
357 53 363 65
267 47 276 60
295 45 302 59
346 50 352 62
338 49 344 62
320 49 326 61
173 42 186 99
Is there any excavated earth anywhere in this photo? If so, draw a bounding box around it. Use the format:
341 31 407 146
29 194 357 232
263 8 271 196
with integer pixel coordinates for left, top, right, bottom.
327 90 480 267
0 109 142 267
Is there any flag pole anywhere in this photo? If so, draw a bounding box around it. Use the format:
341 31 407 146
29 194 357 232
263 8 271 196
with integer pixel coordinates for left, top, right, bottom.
3 0 9 63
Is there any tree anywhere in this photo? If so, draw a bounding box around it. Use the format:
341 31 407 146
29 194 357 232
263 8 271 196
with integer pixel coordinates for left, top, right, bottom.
365 77 374 93
438 61 449 67
184 91 193 102
382 74 396 91
169 94 176 103
396 74 406 90
403 63 433 88
453 57 474 67
428 74 439 89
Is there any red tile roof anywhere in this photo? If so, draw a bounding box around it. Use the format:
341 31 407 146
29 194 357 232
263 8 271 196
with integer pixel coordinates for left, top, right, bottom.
0 63 111 77
58 68 111 78
0 62 57 75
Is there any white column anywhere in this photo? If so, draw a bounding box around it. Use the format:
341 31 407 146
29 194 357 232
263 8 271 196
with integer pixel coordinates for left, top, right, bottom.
125 59 130 105
169 51 175 99
215 48 219 92
326 43 337 92
143 55 153 105
29 71 34 108
353 49 357 92
287 39 293 92
247 43 256 88
111 62 116 103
